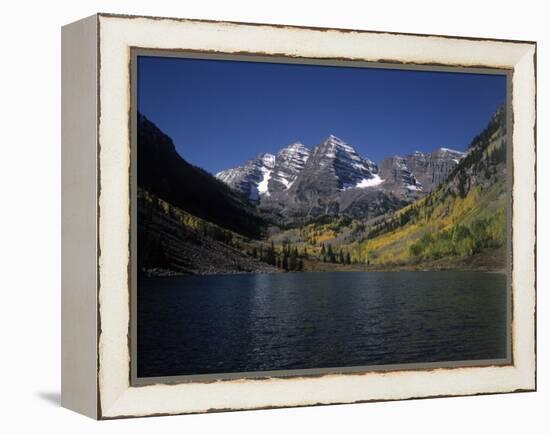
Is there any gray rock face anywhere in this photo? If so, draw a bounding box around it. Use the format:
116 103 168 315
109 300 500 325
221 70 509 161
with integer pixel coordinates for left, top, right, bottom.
378 155 422 195
406 148 465 191
301 135 378 191
215 142 310 202
379 148 465 196
215 153 276 202
279 135 381 217
268 142 310 195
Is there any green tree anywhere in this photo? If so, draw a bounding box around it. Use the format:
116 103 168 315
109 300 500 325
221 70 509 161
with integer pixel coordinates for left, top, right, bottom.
264 241 276 266
282 254 289 271
289 247 298 271
327 244 336 263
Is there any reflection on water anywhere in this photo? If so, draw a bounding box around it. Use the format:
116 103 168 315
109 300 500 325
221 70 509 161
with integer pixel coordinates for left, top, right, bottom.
137 271 508 378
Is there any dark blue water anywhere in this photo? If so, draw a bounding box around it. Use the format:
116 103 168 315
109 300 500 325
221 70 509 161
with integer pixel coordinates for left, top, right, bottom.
137 271 508 378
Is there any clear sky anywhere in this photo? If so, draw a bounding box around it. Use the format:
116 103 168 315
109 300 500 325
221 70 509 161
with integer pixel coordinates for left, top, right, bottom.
138 55 506 174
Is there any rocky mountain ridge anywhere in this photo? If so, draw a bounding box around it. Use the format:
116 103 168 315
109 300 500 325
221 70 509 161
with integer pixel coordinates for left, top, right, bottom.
216 134 465 220
216 141 311 202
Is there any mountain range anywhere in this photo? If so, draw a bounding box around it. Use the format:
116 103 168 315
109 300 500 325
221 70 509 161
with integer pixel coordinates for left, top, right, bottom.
216 134 465 221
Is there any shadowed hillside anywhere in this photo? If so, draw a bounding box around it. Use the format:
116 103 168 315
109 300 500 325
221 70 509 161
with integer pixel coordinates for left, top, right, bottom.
138 113 267 239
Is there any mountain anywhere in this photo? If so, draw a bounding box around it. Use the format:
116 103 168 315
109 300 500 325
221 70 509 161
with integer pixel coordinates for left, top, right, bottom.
268 142 311 195
350 105 507 269
277 135 386 218
217 134 384 219
137 113 266 239
289 134 379 193
215 153 276 202
379 147 466 198
215 142 310 201
217 134 465 222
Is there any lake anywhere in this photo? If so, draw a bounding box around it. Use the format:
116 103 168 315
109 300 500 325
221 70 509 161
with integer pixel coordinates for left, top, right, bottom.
137 271 508 378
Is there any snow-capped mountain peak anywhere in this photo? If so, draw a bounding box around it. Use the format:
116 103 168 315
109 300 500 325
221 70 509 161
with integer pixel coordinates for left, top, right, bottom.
215 142 311 200
215 152 276 201
312 135 379 190
269 142 310 191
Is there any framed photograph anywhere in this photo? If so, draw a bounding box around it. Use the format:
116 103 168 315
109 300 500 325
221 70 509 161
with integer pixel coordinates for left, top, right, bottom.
61 13 536 419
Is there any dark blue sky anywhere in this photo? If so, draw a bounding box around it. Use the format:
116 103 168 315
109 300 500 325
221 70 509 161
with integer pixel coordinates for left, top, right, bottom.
138 56 506 174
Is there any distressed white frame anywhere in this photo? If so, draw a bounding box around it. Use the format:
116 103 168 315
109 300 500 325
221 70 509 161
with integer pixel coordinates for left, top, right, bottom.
64 13 537 419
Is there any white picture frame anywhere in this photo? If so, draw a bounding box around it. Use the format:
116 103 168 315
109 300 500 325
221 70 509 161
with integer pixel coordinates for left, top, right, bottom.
61 13 536 419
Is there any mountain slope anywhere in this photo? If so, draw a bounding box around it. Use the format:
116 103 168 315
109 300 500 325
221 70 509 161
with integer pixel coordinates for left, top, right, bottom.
138 113 266 238
350 105 507 269
138 189 279 275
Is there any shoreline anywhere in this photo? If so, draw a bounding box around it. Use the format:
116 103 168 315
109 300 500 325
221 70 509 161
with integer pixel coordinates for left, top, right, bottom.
141 265 507 278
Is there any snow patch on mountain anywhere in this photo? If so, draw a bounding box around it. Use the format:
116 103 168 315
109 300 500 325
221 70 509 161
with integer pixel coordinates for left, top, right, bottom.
355 174 384 188
439 147 465 155
257 167 272 196
312 135 378 190
215 152 276 201
261 154 276 167
265 142 310 194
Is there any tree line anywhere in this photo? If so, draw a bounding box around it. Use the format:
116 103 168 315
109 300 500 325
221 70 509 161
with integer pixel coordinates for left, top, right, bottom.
249 241 353 270
319 243 352 264
249 241 304 271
